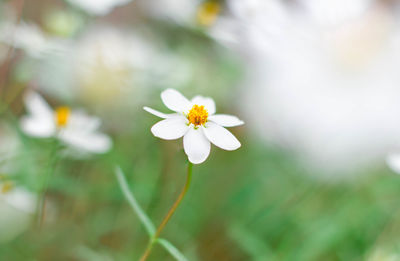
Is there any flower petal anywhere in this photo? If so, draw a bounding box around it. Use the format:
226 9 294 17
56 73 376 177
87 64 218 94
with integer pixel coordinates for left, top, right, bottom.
2 187 37 213
24 91 53 120
386 154 400 174
143 106 178 119
209 114 244 127
66 110 101 133
58 131 112 153
20 116 55 138
191 95 216 115
161 89 192 113
150 116 189 140
183 127 211 164
202 122 241 151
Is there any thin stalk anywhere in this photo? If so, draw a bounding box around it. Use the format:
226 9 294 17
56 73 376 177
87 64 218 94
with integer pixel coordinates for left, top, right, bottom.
0 0 25 98
36 139 61 228
139 162 193 261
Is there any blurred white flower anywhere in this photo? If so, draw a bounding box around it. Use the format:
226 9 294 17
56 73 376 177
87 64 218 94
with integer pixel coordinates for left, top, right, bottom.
0 182 36 243
145 89 243 164
0 22 62 58
0 182 36 213
212 0 400 175
37 26 191 111
140 0 222 27
386 154 400 174
66 0 132 16
140 0 201 25
20 92 112 154
298 0 373 27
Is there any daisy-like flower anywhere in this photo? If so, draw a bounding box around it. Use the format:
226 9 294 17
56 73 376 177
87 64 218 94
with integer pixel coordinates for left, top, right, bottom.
144 89 244 164
20 92 112 154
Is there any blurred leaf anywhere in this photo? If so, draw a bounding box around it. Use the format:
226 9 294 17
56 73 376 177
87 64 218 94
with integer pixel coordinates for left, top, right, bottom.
158 238 188 261
229 223 274 261
115 166 155 236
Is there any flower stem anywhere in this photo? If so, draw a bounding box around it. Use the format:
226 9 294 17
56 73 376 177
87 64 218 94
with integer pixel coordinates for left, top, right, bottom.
139 162 193 261
0 0 25 103
36 139 60 228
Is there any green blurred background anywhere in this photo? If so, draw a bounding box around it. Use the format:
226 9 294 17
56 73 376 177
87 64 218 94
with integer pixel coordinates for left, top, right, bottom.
1 0 400 260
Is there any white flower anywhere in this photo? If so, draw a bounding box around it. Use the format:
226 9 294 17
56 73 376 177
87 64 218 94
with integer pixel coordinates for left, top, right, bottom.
0 182 36 243
0 182 36 213
386 154 400 174
144 89 244 164
20 92 112 154
141 0 201 25
141 0 222 27
37 26 191 110
66 0 132 16
212 0 400 175
0 22 63 58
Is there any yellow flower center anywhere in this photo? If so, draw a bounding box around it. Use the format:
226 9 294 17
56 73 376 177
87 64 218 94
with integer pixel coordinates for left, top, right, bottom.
1 181 14 194
55 106 70 128
197 1 221 26
188 104 208 126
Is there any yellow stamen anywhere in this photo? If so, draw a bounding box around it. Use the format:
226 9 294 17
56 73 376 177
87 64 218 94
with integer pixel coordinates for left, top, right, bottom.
197 1 221 26
1 181 14 194
55 106 70 128
188 104 208 126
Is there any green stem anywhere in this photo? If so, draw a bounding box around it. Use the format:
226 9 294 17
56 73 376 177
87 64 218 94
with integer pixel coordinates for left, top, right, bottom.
139 162 193 261
36 139 60 228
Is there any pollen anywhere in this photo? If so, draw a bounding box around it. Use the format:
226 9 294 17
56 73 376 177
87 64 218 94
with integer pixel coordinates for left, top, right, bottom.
55 106 70 128
1 181 14 194
197 1 220 26
188 104 208 126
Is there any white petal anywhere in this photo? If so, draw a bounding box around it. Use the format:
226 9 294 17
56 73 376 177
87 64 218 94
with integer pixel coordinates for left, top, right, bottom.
24 91 53 121
161 89 192 113
183 127 211 164
150 116 189 140
202 122 241 151
58 131 112 153
2 187 37 213
386 154 400 174
191 96 216 115
143 106 178 119
20 116 55 138
209 114 244 127
66 111 101 133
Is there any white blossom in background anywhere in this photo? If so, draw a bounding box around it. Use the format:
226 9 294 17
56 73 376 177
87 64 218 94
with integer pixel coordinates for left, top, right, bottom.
73 27 150 105
298 0 373 27
0 22 63 58
140 0 201 25
66 0 132 16
20 92 112 155
37 26 191 109
386 154 400 174
0 183 36 213
145 89 243 164
139 0 222 27
0 122 36 243
212 0 400 176
0 182 36 243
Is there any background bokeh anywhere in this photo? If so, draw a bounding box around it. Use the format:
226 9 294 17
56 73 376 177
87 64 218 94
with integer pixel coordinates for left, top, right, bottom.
2 0 400 260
